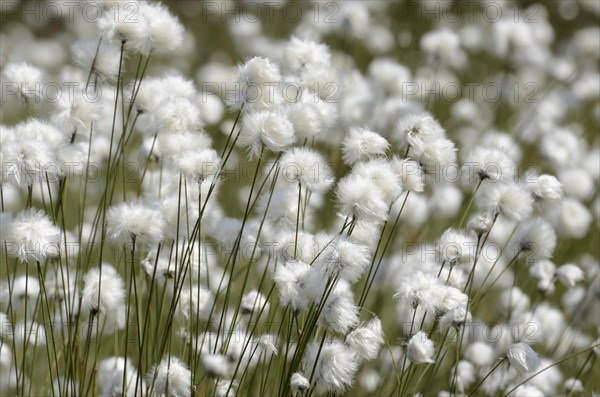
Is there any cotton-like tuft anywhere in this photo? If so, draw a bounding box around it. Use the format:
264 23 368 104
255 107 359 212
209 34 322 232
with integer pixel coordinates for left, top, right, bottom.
341 128 390 165
6 209 61 263
478 182 534 222
336 174 389 223
147 357 192 397
106 201 165 246
345 317 384 361
407 331 435 364
506 342 541 374
241 111 295 158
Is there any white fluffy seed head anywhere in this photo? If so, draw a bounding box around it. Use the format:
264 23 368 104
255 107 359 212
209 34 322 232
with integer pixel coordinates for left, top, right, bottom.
528 174 563 202
240 290 270 317
555 264 585 288
351 159 403 204
241 111 295 158
279 147 335 193
2 62 43 100
304 341 358 394
156 96 203 133
201 354 229 378
341 128 390 165
81 264 125 316
319 292 359 334
98 3 150 52
345 317 384 361
506 342 541 374
464 147 516 182
290 372 310 395
478 182 534 222
106 201 165 246
512 217 557 262
412 138 457 175
407 331 435 364
391 157 425 193
7 209 61 263
394 113 445 149
273 260 311 312
336 174 389 223
147 357 191 397
283 36 331 74
135 2 185 55
229 57 282 111
72 40 121 83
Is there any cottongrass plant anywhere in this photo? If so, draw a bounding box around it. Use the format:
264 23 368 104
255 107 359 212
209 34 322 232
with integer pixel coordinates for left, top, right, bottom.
0 1 599 396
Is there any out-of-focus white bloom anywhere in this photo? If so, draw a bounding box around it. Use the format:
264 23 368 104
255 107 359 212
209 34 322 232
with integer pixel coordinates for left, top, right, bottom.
290 372 310 395
548 198 592 239
147 357 191 397
283 36 331 74
558 168 595 201
563 378 584 394
106 201 165 246
201 354 229 378
177 285 214 321
506 342 541 374
6 209 61 263
341 128 389 165
358 368 381 392
464 147 516 182
368 58 411 95
97 357 142 396
478 182 533 222
304 341 358 394
72 39 121 83
279 147 334 193
241 111 295 158
240 290 269 317
530 260 556 292
407 331 435 364
465 341 495 367
214 379 238 397
500 287 530 317
336 174 389 223
421 28 465 67
528 174 563 202
345 317 384 361
512 218 556 261
540 129 584 169
391 157 424 193
467 213 494 236
506 384 545 397
258 334 279 356
2 62 42 101
555 264 584 288
451 360 476 393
